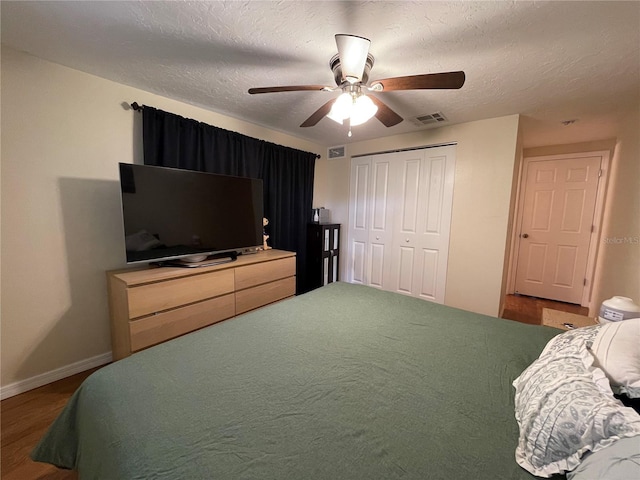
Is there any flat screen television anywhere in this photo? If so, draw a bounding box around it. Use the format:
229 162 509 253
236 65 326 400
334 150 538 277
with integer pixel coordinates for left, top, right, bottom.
118 163 263 265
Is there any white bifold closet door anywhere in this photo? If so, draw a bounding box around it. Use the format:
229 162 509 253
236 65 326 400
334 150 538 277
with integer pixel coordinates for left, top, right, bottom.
347 145 456 303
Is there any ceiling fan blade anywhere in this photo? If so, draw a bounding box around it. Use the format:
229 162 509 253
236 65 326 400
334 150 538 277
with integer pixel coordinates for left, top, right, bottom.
335 34 370 83
368 95 403 127
300 99 336 127
248 85 329 94
372 71 466 91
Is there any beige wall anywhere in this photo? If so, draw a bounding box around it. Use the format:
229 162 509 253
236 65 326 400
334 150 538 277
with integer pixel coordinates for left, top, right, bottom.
589 111 640 312
0 47 323 389
316 115 521 317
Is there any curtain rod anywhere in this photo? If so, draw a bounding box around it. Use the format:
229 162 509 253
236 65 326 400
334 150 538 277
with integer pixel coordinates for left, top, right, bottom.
351 142 457 158
129 102 320 159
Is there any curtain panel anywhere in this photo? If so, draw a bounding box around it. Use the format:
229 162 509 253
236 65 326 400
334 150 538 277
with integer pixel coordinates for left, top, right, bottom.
142 106 316 293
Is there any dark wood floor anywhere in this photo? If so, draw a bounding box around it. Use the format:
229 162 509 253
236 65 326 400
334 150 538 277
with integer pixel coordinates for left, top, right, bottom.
2 294 587 479
502 293 589 325
0 369 102 480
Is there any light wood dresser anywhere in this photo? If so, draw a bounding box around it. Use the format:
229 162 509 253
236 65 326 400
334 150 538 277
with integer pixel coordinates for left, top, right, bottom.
107 249 296 360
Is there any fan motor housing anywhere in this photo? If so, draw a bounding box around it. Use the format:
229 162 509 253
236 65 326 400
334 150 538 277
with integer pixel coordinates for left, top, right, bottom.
330 53 375 86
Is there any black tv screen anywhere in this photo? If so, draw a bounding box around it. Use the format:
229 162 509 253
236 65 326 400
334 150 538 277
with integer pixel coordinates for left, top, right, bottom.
119 163 263 264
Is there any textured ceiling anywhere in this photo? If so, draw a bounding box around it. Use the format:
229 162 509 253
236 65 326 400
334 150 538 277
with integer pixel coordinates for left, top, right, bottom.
2 1 639 147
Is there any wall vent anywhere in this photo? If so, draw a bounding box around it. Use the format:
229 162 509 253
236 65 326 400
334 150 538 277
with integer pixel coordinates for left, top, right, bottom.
328 145 347 159
411 112 448 127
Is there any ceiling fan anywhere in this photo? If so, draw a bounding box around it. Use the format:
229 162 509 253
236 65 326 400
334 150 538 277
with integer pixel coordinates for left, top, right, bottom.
248 34 465 136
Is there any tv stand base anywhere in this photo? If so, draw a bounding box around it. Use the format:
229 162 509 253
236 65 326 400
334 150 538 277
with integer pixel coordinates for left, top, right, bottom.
153 251 238 268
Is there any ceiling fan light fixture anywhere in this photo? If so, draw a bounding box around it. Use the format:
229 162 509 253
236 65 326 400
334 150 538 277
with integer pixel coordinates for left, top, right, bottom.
326 91 378 126
350 94 378 126
327 92 353 124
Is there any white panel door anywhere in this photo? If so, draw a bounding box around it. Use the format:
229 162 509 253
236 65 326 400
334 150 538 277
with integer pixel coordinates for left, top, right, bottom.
347 145 456 304
348 157 371 285
389 147 455 303
347 155 395 288
368 156 395 288
514 155 601 303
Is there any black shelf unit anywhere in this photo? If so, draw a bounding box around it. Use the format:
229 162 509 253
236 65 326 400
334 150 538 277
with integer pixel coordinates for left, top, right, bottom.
305 223 340 292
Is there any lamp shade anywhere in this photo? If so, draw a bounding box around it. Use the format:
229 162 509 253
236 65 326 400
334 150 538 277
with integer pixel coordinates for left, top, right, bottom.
335 34 370 83
350 94 378 126
327 92 352 124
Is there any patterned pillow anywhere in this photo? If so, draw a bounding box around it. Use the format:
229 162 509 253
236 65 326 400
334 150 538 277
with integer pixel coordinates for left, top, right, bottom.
512 327 640 477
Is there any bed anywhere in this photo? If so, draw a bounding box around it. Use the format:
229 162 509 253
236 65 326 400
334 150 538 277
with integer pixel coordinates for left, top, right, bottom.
31 282 637 479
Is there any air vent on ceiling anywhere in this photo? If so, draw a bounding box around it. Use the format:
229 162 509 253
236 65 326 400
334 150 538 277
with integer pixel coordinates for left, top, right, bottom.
411 112 448 127
328 145 347 159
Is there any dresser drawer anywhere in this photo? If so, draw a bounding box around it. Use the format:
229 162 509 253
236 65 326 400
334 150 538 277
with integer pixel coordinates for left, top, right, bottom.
130 293 235 352
128 269 234 319
235 276 295 315
235 256 296 290
108 250 296 359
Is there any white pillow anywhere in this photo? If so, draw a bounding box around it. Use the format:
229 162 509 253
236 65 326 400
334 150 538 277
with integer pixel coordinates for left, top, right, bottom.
590 318 640 398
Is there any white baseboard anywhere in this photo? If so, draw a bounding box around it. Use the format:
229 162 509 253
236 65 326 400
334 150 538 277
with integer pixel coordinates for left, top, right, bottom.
1 352 112 400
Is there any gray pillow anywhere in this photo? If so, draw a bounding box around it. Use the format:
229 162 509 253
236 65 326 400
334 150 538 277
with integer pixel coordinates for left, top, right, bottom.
566 436 640 480
513 327 640 477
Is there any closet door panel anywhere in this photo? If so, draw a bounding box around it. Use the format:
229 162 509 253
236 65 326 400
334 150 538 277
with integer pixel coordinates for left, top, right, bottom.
392 152 423 295
372 161 391 231
350 240 366 284
424 155 446 235
418 248 439 300
400 158 421 233
348 157 371 284
369 157 395 288
352 163 370 230
416 149 455 302
396 246 415 294
349 155 396 287
369 243 386 288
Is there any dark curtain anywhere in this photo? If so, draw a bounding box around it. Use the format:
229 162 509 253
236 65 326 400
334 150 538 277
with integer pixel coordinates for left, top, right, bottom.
141 106 316 294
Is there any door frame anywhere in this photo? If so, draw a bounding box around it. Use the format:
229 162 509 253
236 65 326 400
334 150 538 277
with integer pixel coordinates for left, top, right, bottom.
506 150 610 307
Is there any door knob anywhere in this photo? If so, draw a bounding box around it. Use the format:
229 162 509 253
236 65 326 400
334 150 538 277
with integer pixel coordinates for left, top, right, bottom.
522 233 529 238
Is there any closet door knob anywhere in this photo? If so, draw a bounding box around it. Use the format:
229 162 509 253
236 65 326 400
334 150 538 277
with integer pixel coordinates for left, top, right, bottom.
522 233 529 239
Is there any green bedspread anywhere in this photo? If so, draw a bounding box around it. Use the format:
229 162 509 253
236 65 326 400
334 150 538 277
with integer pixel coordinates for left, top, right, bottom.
32 282 562 479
